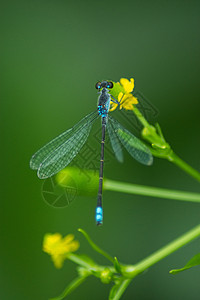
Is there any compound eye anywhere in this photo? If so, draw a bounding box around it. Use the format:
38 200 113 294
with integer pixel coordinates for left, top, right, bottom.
107 81 113 89
95 81 101 89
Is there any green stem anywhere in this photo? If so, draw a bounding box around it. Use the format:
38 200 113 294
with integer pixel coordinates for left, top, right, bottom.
68 253 116 274
104 179 200 203
168 152 200 182
132 224 200 275
50 275 89 300
78 228 114 264
68 253 96 269
112 279 132 300
133 106 150 128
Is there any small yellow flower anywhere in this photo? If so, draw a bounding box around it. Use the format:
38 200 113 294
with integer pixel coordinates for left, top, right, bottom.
109 78 138 111
43 233 79 268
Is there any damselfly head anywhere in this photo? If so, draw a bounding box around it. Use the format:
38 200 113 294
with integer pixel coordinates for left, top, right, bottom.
95 81 113 90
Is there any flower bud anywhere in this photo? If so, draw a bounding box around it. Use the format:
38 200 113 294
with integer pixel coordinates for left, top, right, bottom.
100 268 113 284
56 167 99 196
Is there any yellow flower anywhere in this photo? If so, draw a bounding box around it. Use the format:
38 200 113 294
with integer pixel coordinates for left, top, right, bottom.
109 78 138 111
43 233 79 268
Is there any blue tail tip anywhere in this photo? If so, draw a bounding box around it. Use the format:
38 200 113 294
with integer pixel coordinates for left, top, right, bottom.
95 206 103 226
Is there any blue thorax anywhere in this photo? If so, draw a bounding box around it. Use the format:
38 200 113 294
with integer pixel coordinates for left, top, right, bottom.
97 88 111 118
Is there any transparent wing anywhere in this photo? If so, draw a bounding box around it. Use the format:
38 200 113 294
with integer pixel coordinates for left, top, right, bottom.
30 128 72 170
107 119 123 163
109 116 153 165
30 111 98 178
30 110 97 170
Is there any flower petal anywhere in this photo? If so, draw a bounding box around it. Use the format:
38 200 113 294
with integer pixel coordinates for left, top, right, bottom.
121 94 138 110
68 240 80 252
120 78 134 93
63 234 75 244
109 102 118 112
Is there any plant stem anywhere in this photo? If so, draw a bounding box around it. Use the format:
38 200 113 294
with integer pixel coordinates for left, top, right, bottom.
68 253 95 269
104 179 200 203
168 152 200 182
112 279 132 300
50 275 89 300
132 224 200 274
68 253 115 273
78 228 114 263
133 105 150 128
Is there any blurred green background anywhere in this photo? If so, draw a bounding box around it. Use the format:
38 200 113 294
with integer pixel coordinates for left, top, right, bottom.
1 0 200 299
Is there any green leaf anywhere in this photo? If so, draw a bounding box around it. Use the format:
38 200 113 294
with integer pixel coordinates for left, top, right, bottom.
114 257 122 274
170 253 200 274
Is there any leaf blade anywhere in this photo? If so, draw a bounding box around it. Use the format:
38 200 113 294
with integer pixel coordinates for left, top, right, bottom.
170 253 200 274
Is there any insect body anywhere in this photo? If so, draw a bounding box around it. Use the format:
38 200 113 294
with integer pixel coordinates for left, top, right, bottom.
30 81 153 225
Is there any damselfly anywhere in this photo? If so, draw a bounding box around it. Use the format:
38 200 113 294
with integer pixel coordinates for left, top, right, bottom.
30 81 153 225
